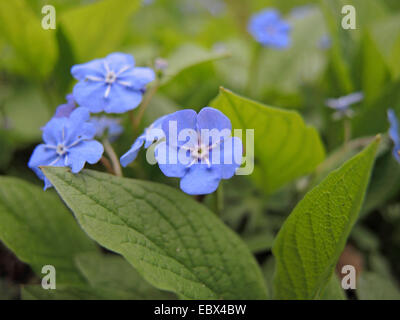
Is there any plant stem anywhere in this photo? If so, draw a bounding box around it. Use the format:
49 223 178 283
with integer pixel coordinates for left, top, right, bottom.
344 118 351 147
133 80 160 132
103 139 123 177
100 156 114 175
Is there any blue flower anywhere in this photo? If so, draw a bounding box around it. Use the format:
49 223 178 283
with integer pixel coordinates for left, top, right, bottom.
120 115 166 167
247 9 291 49
388 109 400 163
71 53 155 114
54 94 76 118
89 116 123 142
154 107 242 195
325 92 364 120
28 108 104 190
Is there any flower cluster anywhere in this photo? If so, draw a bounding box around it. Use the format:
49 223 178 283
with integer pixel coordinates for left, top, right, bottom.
29 51 242 195
71 52 155 114
29 52 155 189
247 9 291 49
121 107 243 195
28 108 104 189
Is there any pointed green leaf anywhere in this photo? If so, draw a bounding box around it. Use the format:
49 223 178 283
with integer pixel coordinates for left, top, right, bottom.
210 88 325 194
273 137 380 299
161 44 230 85
42 168 268 300
0 176 96 284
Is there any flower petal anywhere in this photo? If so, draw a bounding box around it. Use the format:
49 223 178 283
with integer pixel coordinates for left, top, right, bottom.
42 118 67 145
211 136 243 179
71 58 105 81
119 67 155 90
66 140 104 173
105 52 135 72
197 107 232 145
388 109 400 146
162 109 197 148
73 81 109 113
120 135 146 167
28 145 66 190
155 141 188 178
180 164 221 195
103 84 144 113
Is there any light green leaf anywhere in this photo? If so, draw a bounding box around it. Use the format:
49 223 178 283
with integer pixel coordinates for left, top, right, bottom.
370 13 400 79
3 88 51 144
254 7 327 96
0 0 57 79
319 275 346 300
75 252 174 300
161 44 230 85
0 176 96 284
272 137 380 299
210 88 325 194
60 0 140 62
362 151 400 216
42 167 268 300
357 272 400 300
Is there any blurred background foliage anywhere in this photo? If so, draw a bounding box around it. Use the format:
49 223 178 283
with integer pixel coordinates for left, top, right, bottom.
0 0 400 299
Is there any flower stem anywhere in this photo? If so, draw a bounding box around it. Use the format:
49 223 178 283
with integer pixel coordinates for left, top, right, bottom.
102 139 123 177
100 156 114 175
344 118 351 147
133 80 160 132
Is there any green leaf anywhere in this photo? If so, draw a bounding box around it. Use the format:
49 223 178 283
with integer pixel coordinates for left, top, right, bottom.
42 167 268 300
0 0 57 79
75 252 174 300
357 272 400 300
210 87 325 194
161 44 230 85
254 7 327 97
0 176 96 284
319 275 346 300
59 0 140 62
3 88 51 144
272 137 380 299
21 285 101 300
362 151 400 216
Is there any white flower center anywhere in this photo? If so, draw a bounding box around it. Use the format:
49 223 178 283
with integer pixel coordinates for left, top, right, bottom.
56 144 67 156
105 71 117 84
191 143 209 161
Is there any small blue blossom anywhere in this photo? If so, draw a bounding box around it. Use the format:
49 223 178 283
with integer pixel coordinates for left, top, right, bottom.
89 116 123 142
71 52 155 114
247 9 291 49
120 115 166 167
54 94 76 118
325 92 364 120
154 107 242 195
28 108 104 190
388 109 400 163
